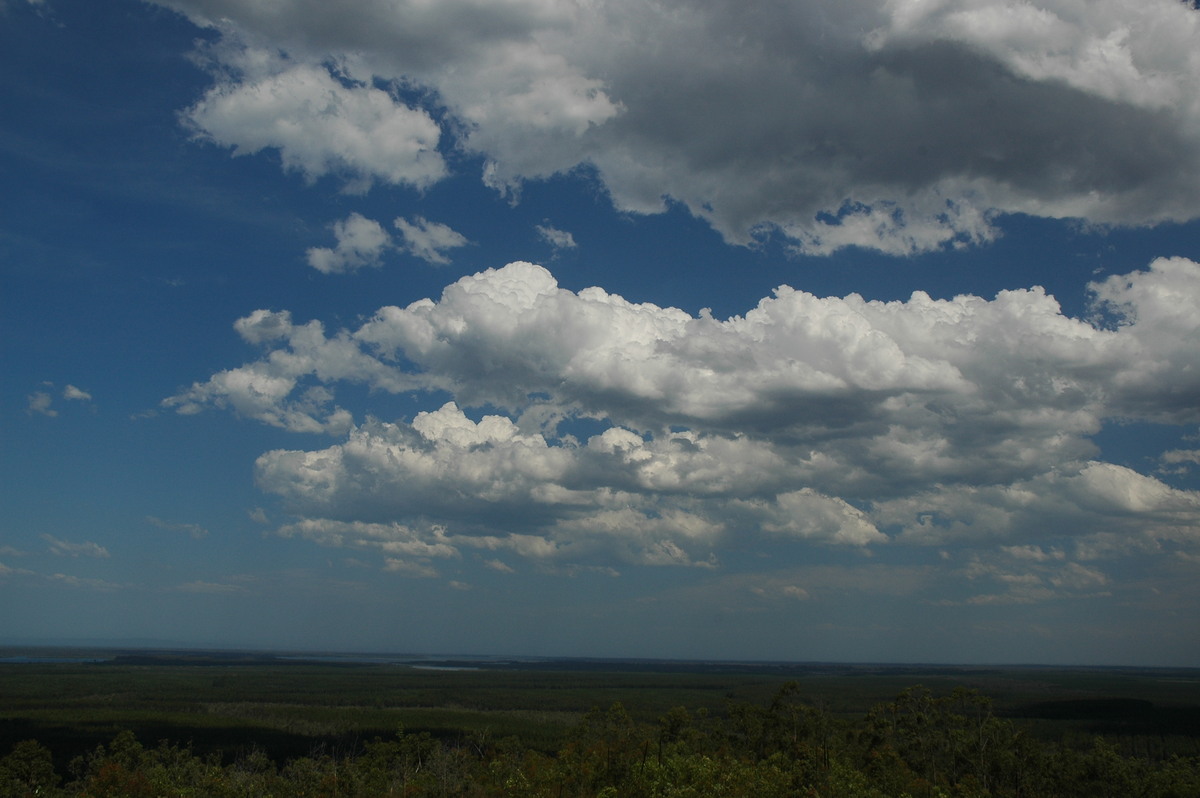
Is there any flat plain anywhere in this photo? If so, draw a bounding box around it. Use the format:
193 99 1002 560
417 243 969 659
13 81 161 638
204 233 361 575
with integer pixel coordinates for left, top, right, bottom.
3 648 1199 767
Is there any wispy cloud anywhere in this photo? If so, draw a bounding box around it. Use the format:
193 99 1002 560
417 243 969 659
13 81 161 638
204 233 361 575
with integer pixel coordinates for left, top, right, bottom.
484 559 515 574
383 558 440 578
42 534 109 559
176 580 247 594
146 516 209 539
49 573 125 591
1160 448 1200 475
63 384 92 401
955 552 1113 606
26 390 55 417
394 216 470 265
0 561 34 578
536 223 577 251
26 383 93 417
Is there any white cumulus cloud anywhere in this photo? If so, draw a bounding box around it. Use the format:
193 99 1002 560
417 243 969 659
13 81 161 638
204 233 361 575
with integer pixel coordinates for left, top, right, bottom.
170 257 1200 570
183 44 445 192
162 308 415 434
306 213 392 274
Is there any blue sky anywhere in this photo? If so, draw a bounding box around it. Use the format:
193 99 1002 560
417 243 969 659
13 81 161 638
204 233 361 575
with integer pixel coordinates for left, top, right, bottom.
3 0 1200 666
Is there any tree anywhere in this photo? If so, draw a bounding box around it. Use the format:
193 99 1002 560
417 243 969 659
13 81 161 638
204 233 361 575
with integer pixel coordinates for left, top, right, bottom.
0 740 59 798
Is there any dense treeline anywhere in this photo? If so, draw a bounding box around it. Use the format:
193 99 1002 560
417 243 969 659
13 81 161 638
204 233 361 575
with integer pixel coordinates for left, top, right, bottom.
3 684 1199 798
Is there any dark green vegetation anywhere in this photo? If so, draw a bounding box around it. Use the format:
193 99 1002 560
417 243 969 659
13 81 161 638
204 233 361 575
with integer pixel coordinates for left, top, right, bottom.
2 650 1199 796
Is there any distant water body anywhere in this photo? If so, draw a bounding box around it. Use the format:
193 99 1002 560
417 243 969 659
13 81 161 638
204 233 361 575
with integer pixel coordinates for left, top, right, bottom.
280 655 482 669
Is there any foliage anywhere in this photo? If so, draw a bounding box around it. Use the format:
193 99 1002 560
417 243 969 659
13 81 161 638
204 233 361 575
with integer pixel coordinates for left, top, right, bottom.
0 739 59 798
3 679 1199 798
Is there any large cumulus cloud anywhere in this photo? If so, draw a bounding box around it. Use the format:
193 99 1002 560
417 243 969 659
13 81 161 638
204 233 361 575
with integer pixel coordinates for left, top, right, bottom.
166 257 1200 574
153 0 1200 254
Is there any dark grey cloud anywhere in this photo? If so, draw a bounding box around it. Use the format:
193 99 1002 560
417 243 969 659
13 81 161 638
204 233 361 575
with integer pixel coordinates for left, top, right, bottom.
154 0 1200 254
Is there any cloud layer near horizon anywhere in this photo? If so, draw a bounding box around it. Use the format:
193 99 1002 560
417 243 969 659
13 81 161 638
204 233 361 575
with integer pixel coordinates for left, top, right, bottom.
154 0 1200 254
164 257 1200 582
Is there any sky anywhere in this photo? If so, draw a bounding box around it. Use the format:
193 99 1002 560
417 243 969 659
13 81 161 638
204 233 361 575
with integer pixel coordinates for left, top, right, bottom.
3 0 1200 667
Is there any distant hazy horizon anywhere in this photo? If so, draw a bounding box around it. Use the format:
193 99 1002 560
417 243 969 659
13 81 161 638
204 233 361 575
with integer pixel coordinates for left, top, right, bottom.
4 639 1198 672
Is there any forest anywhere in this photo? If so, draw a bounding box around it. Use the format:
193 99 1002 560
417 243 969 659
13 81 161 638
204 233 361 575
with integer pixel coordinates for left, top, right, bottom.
2 652 1199 797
